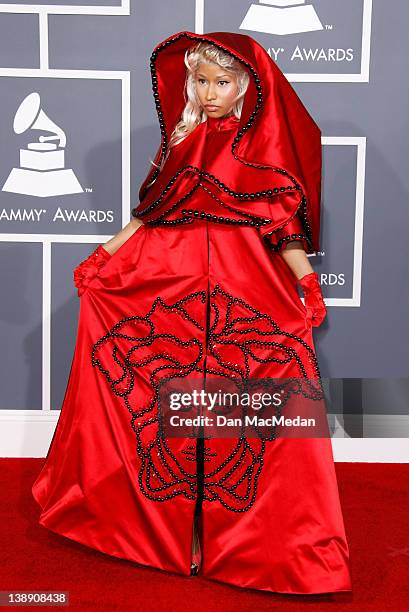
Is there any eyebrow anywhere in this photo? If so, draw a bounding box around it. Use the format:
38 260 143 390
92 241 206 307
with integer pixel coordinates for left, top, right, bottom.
196 73 232 79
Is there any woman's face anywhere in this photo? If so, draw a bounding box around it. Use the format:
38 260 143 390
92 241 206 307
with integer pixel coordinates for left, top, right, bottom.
194 63 239 118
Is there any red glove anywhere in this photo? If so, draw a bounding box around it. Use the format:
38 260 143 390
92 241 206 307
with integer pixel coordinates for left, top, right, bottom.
73 245 112 297
298 272 327 328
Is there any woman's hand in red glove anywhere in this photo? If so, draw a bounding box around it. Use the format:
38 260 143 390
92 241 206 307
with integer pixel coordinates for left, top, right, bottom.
298 271 327 327
73 244 112 297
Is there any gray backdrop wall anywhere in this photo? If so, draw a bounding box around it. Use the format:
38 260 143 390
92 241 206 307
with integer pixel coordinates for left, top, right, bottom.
0 0 408 459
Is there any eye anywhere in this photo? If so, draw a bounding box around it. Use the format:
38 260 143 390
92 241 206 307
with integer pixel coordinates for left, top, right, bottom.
218 80 229 86
197 78 206 85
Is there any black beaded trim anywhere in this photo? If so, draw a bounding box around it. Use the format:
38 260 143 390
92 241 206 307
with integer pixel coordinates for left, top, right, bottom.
133 164 300 228
270 233 312 252
141 177 200 226
208 284 321 383
131 32 314 243
91 291 207 503
262 194 314 253
195 181 273 225
91 282 323 513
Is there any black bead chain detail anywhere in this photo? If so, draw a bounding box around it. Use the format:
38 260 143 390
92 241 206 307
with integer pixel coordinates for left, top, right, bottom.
135 32 265 206
134 165 196 219
198 169 301 201
142 178 201 226
207 284 322 385
132 164 300 228
131 32 314 245
91 291 208 503
91 283 323 513
270 232 312 252
191 181 271 226
262 195 314 253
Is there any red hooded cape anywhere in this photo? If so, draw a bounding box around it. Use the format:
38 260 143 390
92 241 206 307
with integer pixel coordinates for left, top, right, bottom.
132 30 322 254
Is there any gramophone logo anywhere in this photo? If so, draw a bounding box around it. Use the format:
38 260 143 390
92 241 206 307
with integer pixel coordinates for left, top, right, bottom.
2 92 83 198
240 0 323 36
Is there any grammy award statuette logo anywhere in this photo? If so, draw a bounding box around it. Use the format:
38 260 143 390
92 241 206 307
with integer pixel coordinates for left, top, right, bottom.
240 0 323 36
2 92 83 198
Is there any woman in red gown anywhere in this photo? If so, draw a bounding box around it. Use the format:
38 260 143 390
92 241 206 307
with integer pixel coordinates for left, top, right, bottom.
32 30 352 595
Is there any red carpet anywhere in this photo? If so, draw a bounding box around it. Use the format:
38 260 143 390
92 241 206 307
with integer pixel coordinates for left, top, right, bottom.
0 459 408 610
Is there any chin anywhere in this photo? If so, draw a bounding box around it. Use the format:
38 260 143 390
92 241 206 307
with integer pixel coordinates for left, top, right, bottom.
205 109 225 117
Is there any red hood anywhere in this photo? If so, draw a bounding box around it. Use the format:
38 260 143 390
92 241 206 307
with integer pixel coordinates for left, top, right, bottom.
133 31 322 253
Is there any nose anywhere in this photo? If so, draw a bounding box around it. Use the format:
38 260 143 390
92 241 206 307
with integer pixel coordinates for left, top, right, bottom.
206 84 217 101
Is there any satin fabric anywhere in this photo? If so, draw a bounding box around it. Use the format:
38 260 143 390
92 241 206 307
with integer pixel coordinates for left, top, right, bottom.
134 31 322 255
32 33 352 595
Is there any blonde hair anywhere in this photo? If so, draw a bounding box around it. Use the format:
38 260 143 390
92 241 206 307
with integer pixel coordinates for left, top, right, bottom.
146 42 250 187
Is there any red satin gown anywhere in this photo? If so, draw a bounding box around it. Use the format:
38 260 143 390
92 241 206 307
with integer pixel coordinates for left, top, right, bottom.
32 113 352 595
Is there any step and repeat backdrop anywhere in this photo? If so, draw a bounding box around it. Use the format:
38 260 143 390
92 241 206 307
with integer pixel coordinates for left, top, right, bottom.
0 0 408 459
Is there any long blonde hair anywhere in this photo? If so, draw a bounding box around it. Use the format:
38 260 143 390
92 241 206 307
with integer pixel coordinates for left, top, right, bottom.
146 42 250 187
